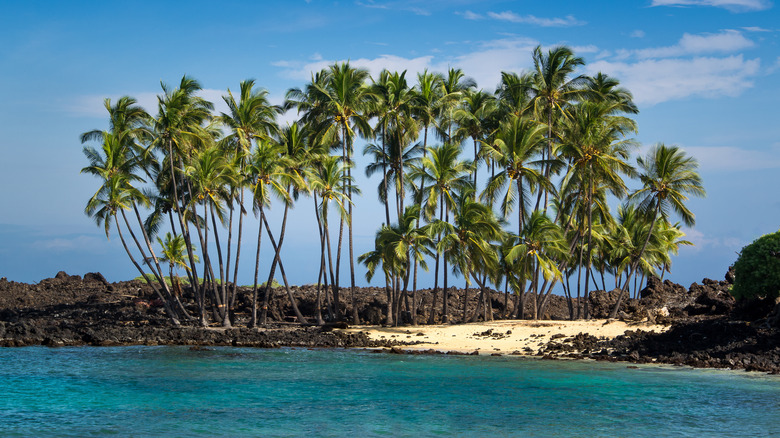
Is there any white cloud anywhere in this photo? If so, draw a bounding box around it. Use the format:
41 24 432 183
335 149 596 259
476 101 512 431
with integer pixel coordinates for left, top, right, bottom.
742 26 772 32
276 54 435 82
633 30 754 58
356 1 430 15
589 55 760 105
631 30 646 38
277 36 541 91
651 0 772 12
32 235 107 252
486 11 585 27
681 229 744 253
680 144 780 171
458 10 483 20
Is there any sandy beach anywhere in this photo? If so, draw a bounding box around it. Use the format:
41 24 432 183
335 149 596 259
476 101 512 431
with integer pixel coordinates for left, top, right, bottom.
343 319 669 355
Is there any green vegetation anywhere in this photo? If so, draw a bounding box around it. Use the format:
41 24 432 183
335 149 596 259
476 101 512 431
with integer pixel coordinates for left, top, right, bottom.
82 45 704 327
731 230 780 301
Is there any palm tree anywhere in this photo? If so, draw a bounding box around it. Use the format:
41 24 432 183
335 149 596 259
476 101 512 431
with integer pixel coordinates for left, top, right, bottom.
558 101 637 317
436 68 476 144
529 45 586 212
288 62 374 323
453 89 497 186
495 72 534 121
308 155 357 320
218 79 281 306
257 124 310 325
84 170 180 325
157 232 199 300
507 211 566 319
246 139 294 326
610 144 705 317
433 187 504 322
481 116 554 234
360 205 432 326
152 76 214 324
409 143 472 323
185 145 238 326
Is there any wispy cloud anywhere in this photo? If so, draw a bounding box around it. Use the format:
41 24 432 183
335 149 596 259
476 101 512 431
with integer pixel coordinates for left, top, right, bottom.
629 30 754 59
458 9 584 27
487 11 585 27
651 0 772 12
275 54 436 82
457 10 483 20
589 55 760 105
274 37 539 91
681 144 780 171
31 235 108 252
682 229 743 253
630 30 646 38
356 0 431 16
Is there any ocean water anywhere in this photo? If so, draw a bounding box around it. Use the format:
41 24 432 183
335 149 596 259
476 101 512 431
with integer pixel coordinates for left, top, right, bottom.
0 346 777 437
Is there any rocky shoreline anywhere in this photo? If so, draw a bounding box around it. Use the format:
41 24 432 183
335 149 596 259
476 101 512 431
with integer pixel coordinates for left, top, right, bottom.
0 271 778 373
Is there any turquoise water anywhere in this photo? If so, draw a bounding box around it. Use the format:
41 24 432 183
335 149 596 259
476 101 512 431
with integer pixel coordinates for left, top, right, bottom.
0 347 777 437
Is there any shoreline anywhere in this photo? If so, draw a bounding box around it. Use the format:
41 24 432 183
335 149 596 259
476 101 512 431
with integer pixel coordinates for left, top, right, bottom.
1 272 778 374
341 319 669 356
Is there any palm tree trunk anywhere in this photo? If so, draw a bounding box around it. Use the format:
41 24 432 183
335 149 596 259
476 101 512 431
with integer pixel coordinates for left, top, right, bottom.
209 203 230 327
314 194 331 322
168 146 203 325
114 214 179 326
250 204 265 328
231 189 245 307
610 205 660 318
348 162 359 325
260 205 307 324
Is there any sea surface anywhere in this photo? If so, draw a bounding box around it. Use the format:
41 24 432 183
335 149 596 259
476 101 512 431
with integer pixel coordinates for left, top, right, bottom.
0 346 777 437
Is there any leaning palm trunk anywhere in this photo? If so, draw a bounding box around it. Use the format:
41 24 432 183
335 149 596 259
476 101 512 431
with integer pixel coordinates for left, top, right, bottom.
348 161 359 325
209 203 231 328
259 204 307 325
114 215 179 325
610 204 661 318
168 145 203 325
250 204 265 328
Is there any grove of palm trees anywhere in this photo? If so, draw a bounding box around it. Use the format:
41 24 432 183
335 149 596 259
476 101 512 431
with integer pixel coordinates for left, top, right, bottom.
81 46 705 328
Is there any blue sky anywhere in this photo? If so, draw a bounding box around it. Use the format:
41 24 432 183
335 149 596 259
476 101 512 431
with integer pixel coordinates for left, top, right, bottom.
0 0 778 289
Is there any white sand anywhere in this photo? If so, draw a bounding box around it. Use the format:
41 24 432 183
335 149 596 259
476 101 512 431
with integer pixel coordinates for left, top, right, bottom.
342 319 668 355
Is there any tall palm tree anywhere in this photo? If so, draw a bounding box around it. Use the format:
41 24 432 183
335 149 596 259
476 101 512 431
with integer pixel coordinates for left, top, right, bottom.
246 139 294 326
529 45 586 211
610 144 705 317
84 171 180 325
558 101 637 317
288 62 374 322
152 76 214 324
495 72 534 121
308 155 357 320
409 143 472 323
257 123 309 325
218 79 281 304
436 68 476 144
185 145 238 326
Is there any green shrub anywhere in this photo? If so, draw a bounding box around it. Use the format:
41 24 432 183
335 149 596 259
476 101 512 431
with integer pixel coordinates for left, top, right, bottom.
731 229 780 300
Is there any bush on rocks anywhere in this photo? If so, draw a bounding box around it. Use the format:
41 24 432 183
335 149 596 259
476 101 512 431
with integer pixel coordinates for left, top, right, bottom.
731 230 780 301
